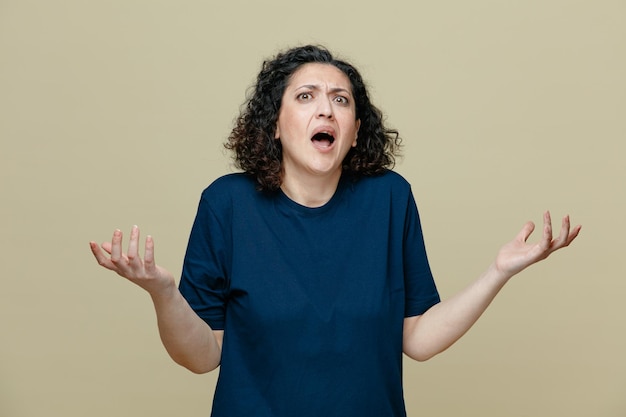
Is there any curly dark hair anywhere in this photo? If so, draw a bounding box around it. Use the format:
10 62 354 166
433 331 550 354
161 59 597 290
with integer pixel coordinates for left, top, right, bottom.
225 45 401 191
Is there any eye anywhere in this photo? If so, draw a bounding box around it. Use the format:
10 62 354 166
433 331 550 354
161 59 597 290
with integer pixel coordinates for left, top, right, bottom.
334 96 349 105
297 92 313 101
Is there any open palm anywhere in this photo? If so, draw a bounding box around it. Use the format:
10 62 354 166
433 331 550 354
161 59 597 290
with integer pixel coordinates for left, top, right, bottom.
495 211 581 277
89 225 175 295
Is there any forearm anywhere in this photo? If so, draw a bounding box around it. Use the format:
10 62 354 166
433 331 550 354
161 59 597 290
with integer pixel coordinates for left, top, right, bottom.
403 212 581 362
150 285 222 373
403 262 511 361
90 228 222 372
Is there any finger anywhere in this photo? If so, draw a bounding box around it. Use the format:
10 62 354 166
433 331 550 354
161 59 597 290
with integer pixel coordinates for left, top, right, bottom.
101 241 112 255
540 211 553 250
144 235 155 271
563 224 582 246
127 225 140 264
89 241 115 270
110 229 125 264
552 215 571 248
515 221 535 242
566 223 582 246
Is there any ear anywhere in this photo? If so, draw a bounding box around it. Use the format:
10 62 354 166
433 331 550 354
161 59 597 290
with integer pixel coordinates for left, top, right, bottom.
274 122 280 139
352 119 361 147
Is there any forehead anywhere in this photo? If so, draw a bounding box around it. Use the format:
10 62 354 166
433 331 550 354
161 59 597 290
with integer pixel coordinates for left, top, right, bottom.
286 63 352 92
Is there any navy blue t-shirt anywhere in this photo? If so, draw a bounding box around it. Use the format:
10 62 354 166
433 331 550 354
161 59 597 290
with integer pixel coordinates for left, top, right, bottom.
179 171 440 417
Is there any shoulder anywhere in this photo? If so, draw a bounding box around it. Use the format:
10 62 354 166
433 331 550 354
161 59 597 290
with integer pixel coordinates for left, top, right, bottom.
194 173 263 216
372 170 410 187
201 173 257 198
351 170 412 195
199 173 270 209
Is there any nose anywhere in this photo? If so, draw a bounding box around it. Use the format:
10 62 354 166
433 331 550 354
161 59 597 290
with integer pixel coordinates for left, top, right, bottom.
317 97 334 119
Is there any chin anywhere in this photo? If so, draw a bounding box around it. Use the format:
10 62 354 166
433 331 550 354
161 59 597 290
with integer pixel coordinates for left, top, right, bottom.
309 164 342 177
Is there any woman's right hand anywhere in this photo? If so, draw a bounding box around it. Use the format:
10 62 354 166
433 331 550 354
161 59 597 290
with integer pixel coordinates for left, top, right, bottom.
90 226 223 372
89 225 175 296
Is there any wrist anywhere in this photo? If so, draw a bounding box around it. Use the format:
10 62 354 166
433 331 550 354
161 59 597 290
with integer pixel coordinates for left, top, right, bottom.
148 278 178 304
488 262 514 286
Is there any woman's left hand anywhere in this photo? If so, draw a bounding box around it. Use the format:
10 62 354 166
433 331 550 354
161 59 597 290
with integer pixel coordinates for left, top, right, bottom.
403 211 581 362
494 211 581 278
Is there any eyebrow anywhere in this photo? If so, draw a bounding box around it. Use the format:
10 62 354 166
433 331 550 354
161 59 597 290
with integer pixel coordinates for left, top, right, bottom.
295 84 353 96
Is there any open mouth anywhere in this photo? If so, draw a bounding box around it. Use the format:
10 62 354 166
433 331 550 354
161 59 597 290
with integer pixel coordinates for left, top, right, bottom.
311 131 335 147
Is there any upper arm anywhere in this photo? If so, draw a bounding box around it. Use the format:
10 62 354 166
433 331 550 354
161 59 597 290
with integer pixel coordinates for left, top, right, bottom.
213 329 224 352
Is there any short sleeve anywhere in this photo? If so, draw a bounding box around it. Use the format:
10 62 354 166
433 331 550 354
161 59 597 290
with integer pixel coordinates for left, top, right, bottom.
403 190 440 317
178 191 231 330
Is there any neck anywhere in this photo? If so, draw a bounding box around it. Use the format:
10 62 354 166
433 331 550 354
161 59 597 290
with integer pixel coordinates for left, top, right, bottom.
280 169 342 208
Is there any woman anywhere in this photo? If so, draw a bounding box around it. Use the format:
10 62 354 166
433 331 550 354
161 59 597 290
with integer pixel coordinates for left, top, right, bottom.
90 45 581 416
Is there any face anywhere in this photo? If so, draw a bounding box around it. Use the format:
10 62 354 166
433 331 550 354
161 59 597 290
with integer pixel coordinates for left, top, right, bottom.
275 63 360 183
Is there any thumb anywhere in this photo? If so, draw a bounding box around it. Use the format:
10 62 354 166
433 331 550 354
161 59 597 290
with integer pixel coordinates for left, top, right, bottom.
515 221 536 243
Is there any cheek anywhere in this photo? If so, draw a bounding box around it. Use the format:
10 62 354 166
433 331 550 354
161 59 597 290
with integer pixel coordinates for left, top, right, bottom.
276 110 306 139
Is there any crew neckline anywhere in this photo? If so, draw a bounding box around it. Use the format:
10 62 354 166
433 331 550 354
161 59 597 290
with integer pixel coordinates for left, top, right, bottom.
276 175 349 216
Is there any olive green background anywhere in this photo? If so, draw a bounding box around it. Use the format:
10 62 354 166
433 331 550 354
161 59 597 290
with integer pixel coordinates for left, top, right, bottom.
1 1 624 416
